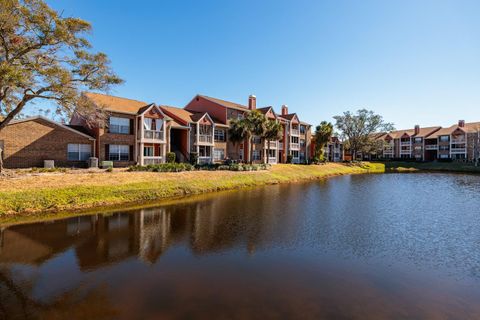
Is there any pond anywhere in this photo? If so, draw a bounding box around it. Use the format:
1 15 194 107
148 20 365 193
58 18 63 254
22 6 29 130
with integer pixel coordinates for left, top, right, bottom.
1 173 480 319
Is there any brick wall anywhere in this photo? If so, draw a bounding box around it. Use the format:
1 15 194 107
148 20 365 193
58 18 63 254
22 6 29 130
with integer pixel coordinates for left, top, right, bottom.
0 118 94 168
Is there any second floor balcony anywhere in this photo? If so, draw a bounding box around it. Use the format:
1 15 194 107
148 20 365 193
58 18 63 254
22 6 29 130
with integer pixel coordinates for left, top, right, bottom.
290 143 300 150
425 144 438 150
197 134 213 144
400 141 411 146
291 128 300 136
143 129 164 141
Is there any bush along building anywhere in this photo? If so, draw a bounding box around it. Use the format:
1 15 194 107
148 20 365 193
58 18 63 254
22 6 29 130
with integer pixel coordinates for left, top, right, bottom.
371 120 480 162
68 92 312 167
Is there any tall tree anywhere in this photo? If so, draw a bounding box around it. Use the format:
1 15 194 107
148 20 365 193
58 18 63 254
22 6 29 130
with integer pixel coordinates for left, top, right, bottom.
314 121 333 161
263 120 282 164
334 109 394 160
0 0 123 133
228 110 267 163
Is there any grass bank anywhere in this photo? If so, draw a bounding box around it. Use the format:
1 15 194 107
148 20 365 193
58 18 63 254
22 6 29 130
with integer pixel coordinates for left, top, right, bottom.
0 162 384 217
383 161 480 174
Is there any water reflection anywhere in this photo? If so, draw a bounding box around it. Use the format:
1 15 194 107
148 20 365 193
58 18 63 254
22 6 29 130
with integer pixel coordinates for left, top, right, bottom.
1 173 480 319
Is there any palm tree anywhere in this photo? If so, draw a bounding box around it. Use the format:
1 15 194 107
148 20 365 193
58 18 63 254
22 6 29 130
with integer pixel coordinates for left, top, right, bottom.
314 121 334 161
228 118 248 162
263 120 283 164
228 111 267 163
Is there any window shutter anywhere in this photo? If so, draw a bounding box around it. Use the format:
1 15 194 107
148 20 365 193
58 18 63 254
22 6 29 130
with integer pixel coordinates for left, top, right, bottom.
105 144 110 161
129 145 134 161
130 119 134 135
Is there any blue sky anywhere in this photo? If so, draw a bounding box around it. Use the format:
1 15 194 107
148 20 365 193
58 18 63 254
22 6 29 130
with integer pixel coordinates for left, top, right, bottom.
41 0 480 129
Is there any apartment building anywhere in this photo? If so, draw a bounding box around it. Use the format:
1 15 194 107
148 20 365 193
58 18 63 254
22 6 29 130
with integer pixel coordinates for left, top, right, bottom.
324 137 344 162
375 120 480 161
70 93 173 166
67 92 312 167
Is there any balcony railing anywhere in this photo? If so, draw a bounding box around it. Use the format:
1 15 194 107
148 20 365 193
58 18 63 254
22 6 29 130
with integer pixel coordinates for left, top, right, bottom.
143 130 164 140
198 135 213 144
266 141 277 149
198 156 212 164
290 143 300 150
425 145 437 150
279 142 284 150
144 156 163 165
451 138 466 144
451 147 466 153
268 156 277 163
291 129 300 136
400 141 411 146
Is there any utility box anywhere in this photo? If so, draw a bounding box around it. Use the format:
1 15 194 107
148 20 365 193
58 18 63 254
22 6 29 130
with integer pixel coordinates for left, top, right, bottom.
101 161 113 169
44 160 55 168
88 157 99 168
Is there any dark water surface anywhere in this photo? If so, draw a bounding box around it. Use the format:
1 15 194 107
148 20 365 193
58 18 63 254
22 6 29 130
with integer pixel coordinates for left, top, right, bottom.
1 173 480 319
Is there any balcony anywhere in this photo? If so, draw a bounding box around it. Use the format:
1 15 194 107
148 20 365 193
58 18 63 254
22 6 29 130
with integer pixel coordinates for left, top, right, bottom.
425 145 437 150
291 129 300 136
266 141 278 149
451 147 466 154
400 141 411 146
143 130 164 140
197 135 213 144
451 138 466 144
278 142 284 150
290 143 300 150
144 156 163 165
198 156 211 164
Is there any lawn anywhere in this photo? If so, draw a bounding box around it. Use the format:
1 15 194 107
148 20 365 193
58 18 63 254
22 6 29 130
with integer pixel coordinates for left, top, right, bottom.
0 162 384 217
383 161 480 173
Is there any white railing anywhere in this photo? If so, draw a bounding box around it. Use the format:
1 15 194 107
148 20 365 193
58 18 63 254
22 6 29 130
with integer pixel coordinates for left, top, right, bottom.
198 156 211 164
268 141 277 149
198 135 213 144
425 145 437 150
144 156 163 165
451 148 466 153
290 143 300 150
451 138 466 144
400 141 411 146
279 142 284 150
268 156 277 163
291 129 300 136
143 130 163 140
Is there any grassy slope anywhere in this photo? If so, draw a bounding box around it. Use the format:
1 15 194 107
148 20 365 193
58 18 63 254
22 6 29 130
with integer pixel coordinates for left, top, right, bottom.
383 161 480 173
0 163 384 216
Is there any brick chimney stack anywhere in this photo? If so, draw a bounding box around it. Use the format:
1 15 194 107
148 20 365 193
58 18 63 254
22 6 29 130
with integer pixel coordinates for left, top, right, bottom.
459 120 465 127
248 95 256 110
281 105 288 116
414 125 420 135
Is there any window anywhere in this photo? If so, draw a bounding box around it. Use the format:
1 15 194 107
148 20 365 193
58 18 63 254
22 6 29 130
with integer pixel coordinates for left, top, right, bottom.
237 113 244 120
67 144 91 161
439 135 449 142
439 145 449 151
109 117 130 134
199 124 211 135
253 150 261 161
144 146 154 157
199 146 211 157
439 154 449 159
291 136 299 143
268 149 276 157
213 148 225 161
300 152 305 160
300 139 306 147
214 129 225 142
143 118 153 130
252 136 262 144
300 126 306 134
239 148 244 160
291 150 299 158
109 145 130 161
414 137 422 143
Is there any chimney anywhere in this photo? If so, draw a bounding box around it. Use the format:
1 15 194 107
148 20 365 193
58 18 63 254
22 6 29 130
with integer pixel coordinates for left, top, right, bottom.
458 120 465 128
281 104 288 116
248 95 256 110
414 125 420 135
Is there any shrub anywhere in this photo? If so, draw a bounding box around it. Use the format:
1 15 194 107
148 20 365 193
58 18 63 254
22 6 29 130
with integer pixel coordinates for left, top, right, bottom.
189 152 198 165
128 163 194 173
287 155 293 164
166 152 176 163
106 167 113 173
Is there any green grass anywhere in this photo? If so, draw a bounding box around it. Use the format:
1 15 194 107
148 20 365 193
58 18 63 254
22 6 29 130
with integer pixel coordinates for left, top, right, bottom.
0 162 384 219
382 161 480 174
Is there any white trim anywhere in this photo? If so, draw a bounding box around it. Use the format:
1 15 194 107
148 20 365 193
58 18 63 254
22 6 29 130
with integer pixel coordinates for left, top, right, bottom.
8 116 95 140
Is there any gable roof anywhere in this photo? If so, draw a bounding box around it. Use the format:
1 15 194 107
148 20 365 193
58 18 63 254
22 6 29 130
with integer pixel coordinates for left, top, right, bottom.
427 122 480 138
83 92 150 114
8 116 95 140
412 126 442 138
160 106 196 125
198 95 249 111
